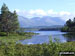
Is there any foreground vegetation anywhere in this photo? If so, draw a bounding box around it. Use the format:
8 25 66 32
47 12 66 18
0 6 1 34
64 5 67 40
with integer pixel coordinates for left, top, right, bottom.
0 32 36 44
0 40 74 56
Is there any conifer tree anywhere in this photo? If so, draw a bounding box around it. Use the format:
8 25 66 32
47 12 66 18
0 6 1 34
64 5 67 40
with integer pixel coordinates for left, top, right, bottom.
0 3 19 35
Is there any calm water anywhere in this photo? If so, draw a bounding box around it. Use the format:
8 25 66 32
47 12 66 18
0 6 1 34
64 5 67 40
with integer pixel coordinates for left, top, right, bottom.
19 31 75 44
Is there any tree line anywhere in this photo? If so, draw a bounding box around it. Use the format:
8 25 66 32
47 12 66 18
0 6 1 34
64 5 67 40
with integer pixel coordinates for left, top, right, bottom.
61 17 75 32
0 4 19 35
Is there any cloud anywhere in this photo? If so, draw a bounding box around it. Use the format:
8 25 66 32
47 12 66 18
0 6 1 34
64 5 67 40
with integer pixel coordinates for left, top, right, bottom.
15 9 74 21
29 9 47 17
59 11 71 16
14 9 20 12
48 9 57 15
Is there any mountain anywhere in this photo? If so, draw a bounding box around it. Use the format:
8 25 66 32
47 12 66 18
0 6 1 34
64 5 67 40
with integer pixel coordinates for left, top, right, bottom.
18 16 65 28
18 16 32 27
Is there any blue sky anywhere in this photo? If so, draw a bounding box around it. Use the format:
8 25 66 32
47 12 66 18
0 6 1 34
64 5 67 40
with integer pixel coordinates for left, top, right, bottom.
0 0 75 12
0 0 75 20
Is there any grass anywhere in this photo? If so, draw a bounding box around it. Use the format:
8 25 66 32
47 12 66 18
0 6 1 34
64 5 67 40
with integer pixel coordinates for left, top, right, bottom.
0 32 37 44
0 35 28 43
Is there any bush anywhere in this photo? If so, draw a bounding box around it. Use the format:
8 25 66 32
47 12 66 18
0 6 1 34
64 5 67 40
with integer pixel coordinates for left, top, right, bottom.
0 32 7 36
17 32 26 36
61 26 69 32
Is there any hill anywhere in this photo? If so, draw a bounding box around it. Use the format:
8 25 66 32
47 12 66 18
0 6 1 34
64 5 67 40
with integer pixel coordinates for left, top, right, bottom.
18 16 65 28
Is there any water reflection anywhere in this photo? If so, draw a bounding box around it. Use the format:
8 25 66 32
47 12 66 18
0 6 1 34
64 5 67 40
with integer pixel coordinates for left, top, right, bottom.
19 31 75 44
63 32 75 42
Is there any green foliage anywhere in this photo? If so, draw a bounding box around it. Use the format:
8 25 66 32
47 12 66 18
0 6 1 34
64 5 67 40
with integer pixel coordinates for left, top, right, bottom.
0 32 33 43
66 19 72 27
0 3 19 35
61 26 69 32
0 32 7 36
0 41 74 56
0 32 36 44
61 17 75 32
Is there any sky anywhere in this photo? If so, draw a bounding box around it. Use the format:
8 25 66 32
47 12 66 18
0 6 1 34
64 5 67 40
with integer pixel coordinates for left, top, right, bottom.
0 0 75 21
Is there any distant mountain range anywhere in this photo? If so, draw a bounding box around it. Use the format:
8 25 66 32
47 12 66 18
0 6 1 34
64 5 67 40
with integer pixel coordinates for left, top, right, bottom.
18 16 65 28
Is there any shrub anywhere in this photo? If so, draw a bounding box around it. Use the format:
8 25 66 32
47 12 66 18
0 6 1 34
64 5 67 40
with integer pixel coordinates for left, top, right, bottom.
0 32 7 36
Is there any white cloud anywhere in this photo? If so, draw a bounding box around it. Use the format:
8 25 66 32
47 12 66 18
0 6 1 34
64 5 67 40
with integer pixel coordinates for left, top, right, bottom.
29 9 47 16
14 9 20 12
48 9 57 15
15 9 74 21
59 11 71 16
35 9 47 16
29 10 35 15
